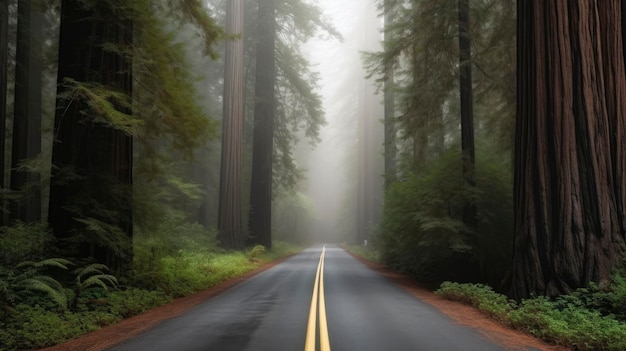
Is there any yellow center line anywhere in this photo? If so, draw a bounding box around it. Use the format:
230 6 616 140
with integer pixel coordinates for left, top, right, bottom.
304 246 331 351
319 247 330 351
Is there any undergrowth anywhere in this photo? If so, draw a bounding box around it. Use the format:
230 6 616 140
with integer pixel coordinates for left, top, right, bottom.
0 236 300 351
436 280 626 350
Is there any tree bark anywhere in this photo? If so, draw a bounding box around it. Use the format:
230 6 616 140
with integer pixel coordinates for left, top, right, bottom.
218 0 245 250
458 0 476 231
512 0 626 299
0 0 8 225
248 0 276 249
50 0 133 270
10 0 42 223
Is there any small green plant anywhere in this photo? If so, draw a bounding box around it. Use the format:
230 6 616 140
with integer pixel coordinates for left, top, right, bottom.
436 281 626 350
0 258 71 310
247 245 266 263
436 281 515 322
70 263 118 311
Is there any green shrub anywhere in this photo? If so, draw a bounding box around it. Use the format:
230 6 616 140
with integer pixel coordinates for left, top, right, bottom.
378 148 513 284
247 245 266 263
107 288 171 318
436 282 626 351
0 304 113 350
0 222 54 265
70 263 118 310
436 281 514 322
0 258 71 310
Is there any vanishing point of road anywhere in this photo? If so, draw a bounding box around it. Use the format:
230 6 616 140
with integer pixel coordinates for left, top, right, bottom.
107 245 524 351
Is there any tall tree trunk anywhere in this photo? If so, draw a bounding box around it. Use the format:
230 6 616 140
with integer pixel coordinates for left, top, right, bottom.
458 0 476 230
218 0 245 250
248 0 276 249
50 0 133 270
383 0 396 189
511 0 626 299
0 0 8 226
356 1 384 245
11 0 41 223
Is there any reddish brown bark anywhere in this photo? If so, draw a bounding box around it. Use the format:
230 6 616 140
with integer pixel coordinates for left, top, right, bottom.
512 0 626 298
218 0 245 250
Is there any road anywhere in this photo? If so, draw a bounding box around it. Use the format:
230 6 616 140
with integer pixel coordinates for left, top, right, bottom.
108 245 513 351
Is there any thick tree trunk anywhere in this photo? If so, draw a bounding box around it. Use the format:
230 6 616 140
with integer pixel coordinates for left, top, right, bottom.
458 0 476 230
0 0 7 225
248 0 276 249
512 0 626 299
11 0 41 223
218 0 245 250
50 0 133 270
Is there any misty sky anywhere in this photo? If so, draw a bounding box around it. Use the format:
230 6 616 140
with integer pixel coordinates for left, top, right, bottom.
301 0 383 239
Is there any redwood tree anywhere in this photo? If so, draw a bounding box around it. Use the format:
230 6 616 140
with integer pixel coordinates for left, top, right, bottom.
457 0 476 232
218 0 245 250
248 0 276 249
0 0 7 222
511 0 626 298
383 0 397 189
11 0 42 223
50 0 133 270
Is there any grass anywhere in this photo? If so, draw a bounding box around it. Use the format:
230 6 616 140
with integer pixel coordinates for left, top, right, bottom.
342 244 382 263
0 241 301 351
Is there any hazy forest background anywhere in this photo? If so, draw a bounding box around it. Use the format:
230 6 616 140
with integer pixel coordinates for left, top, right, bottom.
2 0 626 350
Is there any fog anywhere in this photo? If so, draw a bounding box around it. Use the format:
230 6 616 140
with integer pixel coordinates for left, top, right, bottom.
298 0 384 244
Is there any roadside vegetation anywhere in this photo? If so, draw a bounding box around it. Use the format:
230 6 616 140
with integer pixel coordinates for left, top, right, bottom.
0 217 299 351
348 244 626 351
435 277 626 351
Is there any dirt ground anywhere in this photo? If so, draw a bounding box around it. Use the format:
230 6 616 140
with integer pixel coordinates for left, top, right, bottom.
40 252 570 351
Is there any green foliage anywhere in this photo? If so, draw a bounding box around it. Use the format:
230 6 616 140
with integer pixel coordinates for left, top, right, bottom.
0 239 299 350
509 297 626 350
239 0 340 193
0 258 71 310
436 281 514 322
0 222 54 265
107 288 171 318
247 245 266 263
436 282 626 351
57 78 140 135
70 263 118 311
344 245 383 264
132 212 223 295
377 147 513 283
0 302 125 350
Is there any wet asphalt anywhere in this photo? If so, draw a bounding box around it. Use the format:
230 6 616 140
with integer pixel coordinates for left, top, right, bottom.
107 245 516 351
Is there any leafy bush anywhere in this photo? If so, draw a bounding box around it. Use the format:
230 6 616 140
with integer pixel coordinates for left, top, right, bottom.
0 258 71 310
436 282 626 351
0 222 54 265
0 304 114 350
436 281 514 322
107 288 171 317
70 263 118 310
378 148 513 284
247 245 266 263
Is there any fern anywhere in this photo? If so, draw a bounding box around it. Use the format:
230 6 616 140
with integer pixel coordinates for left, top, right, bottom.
14 278 67 310
1 258 71 310
16 258 72 271
70 263 118 311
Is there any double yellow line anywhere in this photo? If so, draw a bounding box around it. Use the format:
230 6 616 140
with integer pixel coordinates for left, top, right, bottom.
304 246 330 351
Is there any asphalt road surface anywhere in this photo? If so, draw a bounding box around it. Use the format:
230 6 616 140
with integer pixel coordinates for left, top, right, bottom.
108 245 512 351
